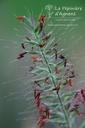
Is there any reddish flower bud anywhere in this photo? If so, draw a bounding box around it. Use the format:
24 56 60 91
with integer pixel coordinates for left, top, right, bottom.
59 54 65 60
38 14 46 23
64 78 73 87
52 81 61 92
54 66 59 74
42 34 51 41
64 59 67 67
38 43 46 48
34 80 41 87
45 108 50 118
16 16 25 20
31 56 37 62
81 89 85 101
25 36 31 41
21 43 25 49
44 77 49 84
66 103 71 110
37 115 46 128
74 108 80 116
17 52 27 59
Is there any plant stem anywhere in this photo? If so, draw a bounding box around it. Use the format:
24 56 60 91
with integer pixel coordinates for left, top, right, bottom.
34 28 70 128
41 50 70 128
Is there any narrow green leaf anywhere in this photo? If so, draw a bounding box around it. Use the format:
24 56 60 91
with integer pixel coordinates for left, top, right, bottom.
50 103 59 108
50 114 59 119
27 51 39 54
36 66 48 72
26 40 39 45
35 78 46 82
31 69 45 74
40 95 54 99
61 91 75 97
35 26 39 33
43 86 52 91
57 60 63 66
55 76 62 80
45 50 52 54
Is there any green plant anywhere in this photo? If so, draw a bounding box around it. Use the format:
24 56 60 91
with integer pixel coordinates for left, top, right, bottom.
16 14 85 128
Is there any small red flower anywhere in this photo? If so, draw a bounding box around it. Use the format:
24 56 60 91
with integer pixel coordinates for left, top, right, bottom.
21 43 25 49
44 77 49 84
66 103 71 110
45 108 50 118
16 16 25 20
69 78 73 87
81 89 85 102
39 22 44 33
38 104 44 117
38 43 46 48
37 115 46 128
42 34 51 41
17 52 27 59
66 88 85 115
74 108 80 116
34 89 41 100
59 54 65 60
64 78 73 87
54 66 59 74
25 36 31 41
64 59 67 67
31 56 37 62
34 80 41 87
52 81 61 92
36 98 41 108
73 89 85 103
38 104 50 118
38 14 46 23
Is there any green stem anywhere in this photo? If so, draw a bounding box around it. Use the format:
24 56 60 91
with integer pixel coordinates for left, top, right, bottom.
41 50 70 128
34 30 70 128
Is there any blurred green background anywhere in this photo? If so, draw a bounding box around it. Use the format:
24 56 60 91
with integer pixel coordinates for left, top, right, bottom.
0 0 85 128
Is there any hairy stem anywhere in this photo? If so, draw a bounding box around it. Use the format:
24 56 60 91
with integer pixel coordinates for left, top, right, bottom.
34 27 70 128
41 50 70 128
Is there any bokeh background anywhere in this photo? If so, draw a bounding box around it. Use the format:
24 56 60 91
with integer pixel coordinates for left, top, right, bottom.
0 0 85 128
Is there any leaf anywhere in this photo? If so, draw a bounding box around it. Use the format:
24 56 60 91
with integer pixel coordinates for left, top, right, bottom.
50 114 59 119
35 26 39 33
26 40 39 45
61 91 75 97
35 78 46 82
27 51 40 54
31 69 46 74
57 60 63 66
45 50 52 54
50 103 59 108
32 66 48 74
40 95 54 99
43 86 52 91
55 76 62 80
36 66 48 72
